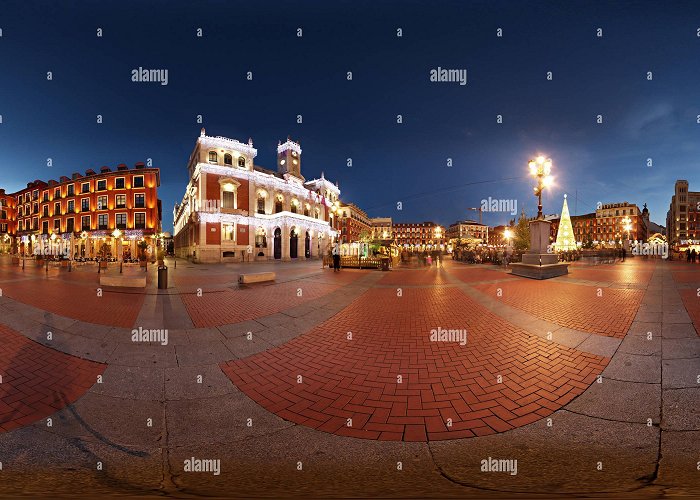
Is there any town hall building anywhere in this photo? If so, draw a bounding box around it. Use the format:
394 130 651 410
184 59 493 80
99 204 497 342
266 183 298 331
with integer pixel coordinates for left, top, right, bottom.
173 129 340 263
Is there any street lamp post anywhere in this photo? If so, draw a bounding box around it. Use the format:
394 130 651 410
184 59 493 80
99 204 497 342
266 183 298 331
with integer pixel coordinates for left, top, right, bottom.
528 156 553 220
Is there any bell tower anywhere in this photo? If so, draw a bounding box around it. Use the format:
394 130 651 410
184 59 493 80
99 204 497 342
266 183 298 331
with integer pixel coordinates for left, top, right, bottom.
277 137 303 180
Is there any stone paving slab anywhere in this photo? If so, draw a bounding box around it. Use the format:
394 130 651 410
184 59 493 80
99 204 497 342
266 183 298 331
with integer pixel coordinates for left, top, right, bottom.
429 409 659 495
564 378 660 424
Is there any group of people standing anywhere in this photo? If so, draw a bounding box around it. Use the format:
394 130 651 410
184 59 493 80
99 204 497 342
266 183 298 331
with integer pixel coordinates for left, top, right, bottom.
686 248 698 263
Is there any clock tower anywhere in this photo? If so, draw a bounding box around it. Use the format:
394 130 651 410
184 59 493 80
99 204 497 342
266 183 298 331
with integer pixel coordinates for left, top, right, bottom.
277 137 303 180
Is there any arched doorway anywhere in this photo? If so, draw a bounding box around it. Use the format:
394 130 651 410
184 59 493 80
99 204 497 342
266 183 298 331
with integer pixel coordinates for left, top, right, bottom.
274 228 282 259
290 229 298 259
305 231 311 258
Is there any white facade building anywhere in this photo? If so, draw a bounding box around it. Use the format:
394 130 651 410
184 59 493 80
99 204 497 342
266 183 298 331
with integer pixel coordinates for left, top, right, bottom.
173 130 340 263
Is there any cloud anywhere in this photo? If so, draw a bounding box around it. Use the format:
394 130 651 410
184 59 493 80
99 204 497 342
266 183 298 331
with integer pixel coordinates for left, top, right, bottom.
623 102 677 140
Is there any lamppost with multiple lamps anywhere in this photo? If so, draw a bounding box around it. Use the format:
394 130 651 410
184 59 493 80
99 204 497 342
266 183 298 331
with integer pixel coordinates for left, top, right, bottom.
528 156 554 220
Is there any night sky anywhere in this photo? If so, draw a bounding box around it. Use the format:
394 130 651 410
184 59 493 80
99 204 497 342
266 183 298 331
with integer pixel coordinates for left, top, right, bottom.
2 0 700 231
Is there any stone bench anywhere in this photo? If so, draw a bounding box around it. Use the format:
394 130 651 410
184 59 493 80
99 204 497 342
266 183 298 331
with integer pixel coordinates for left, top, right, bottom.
238 272 276 284
99 275 147 288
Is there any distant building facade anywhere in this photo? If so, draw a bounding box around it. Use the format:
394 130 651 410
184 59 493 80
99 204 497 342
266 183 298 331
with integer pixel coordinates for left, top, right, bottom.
393 222 445 251
370 217 392 241
446 220 488 243
666 180 700 247
338 203 371 244
1 164 161 258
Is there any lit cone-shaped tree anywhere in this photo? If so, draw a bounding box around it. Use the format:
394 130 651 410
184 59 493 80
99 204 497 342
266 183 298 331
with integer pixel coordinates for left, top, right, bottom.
554 194 577 251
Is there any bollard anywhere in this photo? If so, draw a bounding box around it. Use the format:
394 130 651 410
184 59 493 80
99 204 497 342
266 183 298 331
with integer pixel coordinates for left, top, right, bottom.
22 257 25 270
174 259 177 269
98 260 100 274
120 261 123 274
46 259 48 274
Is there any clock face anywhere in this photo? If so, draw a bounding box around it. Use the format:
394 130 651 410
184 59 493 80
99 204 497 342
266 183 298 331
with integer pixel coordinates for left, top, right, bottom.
280 159 285 165
293 159 298 165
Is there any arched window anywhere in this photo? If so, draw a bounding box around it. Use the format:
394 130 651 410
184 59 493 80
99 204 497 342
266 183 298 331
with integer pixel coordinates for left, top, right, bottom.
257 195 265 214
275 196 283 213
304 204 310 217
290 200 298 214
238 156 246 168
209 151 218 163
224 153 232 165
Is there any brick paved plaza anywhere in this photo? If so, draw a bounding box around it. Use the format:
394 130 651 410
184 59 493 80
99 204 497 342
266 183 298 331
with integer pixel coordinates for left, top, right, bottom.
0 255 698 497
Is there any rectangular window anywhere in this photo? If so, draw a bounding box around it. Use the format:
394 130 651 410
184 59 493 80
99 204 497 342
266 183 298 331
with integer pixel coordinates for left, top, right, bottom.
97 179 107 191
98 214 108 230
42 221 49 234
133 176 144 188
67 184 74 196
66 218 74 233
67 200 74 213
223 223 235 241
134 193 145 208
81 198 90 211
43 191 49 202
54 219 61 232
115 177 125 189
134 212 146 229
222 191 235 209
97 196 108 210
115 213 127 229
54 202 61 215
18 221 22 231
54 188 61 199
81 182 90 193
81 216 91 231
115 194 126 208
43 206 49 217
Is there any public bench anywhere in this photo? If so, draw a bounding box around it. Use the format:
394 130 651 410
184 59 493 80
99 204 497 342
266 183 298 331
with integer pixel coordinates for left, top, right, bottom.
238 272 276 284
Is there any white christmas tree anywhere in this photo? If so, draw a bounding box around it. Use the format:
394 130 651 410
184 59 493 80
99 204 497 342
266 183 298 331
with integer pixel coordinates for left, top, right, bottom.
555 194 577 251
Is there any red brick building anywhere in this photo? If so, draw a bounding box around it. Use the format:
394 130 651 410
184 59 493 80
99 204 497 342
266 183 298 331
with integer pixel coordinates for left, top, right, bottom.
548 202 648 246
8 163 161 258
0 189 17 253
338 203 371 244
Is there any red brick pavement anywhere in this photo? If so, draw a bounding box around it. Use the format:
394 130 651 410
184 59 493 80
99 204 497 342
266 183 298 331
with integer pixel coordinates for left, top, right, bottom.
672 266 700 284
221 287 609 441
0 324 105 433
378 268 453 286
473 280 642 338
447 267 518 284
0 279 144 328
182 273 363 328
565 266 653 285
679 289 700 336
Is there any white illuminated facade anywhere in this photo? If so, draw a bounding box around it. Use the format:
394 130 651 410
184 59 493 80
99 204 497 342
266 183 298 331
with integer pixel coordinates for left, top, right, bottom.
173 129 340 263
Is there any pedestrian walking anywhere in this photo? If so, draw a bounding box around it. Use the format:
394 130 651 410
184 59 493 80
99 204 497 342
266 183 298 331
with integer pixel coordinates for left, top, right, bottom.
332 241 341 272
692 249 697 263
